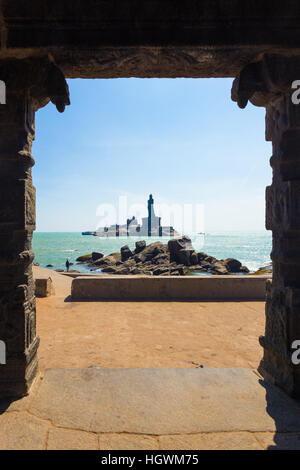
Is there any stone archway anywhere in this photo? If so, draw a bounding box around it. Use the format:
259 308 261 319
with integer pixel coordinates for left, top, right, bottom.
0 50 300 398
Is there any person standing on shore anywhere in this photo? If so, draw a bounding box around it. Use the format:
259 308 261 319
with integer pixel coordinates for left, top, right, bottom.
66 259 70 272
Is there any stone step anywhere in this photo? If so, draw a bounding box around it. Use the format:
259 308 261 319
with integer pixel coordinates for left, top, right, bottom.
28 368 300 435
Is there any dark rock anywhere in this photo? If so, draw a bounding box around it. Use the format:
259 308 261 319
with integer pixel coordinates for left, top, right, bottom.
210 261 228 275
252 263 272 275
190 251 198 265
240 265 250 273
76 253 92 262
92 252 104 261
101 266 118 273
135 240 146 253
177 266 189 275
199 261 212 270
153 266 170 276
123 259 136 268
46 264 53 267
224 258 242 273
176 248 194 266
168 236 195 265
152 253 170 265
130 267 143 275
168 235 194 257
94 252 121 266
135 242 166 263
205 255 217 264
102 265 130 274
188 264 203 271
170 270 180 276
197 252 207 262
121 245 133 261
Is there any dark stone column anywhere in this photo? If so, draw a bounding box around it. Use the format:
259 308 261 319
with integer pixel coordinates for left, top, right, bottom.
232 55 300 397
0 58 70 398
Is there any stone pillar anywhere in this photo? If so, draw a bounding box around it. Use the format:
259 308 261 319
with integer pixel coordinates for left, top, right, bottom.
0 58 70 398
232 54 300 397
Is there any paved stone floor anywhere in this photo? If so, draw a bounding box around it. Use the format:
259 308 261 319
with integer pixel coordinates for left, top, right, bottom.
1 368 300 450
34 267 265 371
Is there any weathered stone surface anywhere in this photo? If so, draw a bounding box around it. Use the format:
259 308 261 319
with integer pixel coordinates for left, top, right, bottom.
0 412 48 450
29 368 300 435
190 251 198 265
94 252 121 266
134 242 165 263
159 432 261 450
35 277 55 297
120 245 133 261
255 432 300 450
224 258 242 273
99 434 159 450
168 236 193 262
47 428 98 450
102 265 130 275
211 261 228 275
91 252 104 261
153 266 170 276
76 254 92 262
3 3 300 80
135 240 146 253
197 252 207 263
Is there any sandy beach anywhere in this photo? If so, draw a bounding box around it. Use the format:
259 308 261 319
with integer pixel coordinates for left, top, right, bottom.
33 266 265 371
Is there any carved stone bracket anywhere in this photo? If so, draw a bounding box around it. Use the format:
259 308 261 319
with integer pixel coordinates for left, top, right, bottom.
231 54 300 109
0 56 70 112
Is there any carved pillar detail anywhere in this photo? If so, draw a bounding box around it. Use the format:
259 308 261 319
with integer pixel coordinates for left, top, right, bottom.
232 54 300 396
0 57 70 398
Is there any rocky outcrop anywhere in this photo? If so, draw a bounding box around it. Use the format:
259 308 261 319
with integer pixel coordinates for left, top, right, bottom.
92 252 104 261
252 263 272 275
224 258 241 273
94 252 121 267
76 236 250 276
121 245 133 261
135 240 146 253
76 253 93 262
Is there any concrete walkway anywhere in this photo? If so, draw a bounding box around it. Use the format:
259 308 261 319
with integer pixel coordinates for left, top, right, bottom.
1 368 300 450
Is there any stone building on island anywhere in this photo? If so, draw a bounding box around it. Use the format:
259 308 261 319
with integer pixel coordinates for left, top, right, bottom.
95 194 179 237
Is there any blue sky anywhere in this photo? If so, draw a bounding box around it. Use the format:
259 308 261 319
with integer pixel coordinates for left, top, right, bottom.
33 78 272 232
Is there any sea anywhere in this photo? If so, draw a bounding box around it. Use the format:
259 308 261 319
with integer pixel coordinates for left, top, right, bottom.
32 231 272 274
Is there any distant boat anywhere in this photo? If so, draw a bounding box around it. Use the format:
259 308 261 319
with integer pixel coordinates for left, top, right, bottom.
82 231 97 236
